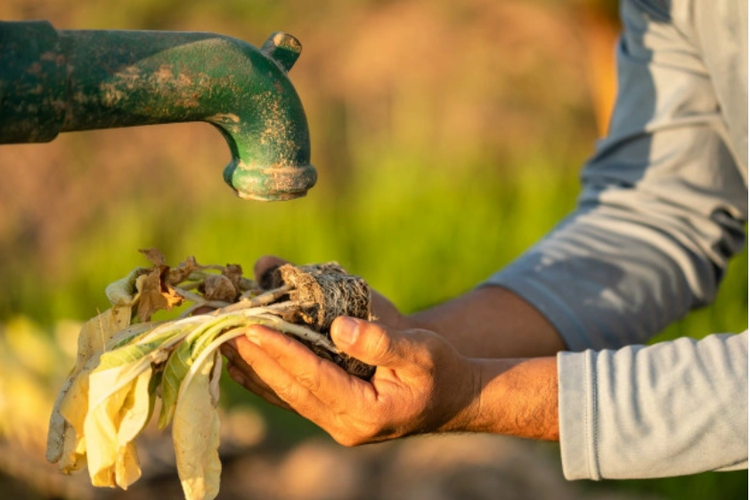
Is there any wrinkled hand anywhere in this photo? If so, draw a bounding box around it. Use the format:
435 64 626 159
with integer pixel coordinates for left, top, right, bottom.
221 316 481 446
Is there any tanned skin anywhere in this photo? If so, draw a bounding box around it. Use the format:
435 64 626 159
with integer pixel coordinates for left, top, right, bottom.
220 256 564 445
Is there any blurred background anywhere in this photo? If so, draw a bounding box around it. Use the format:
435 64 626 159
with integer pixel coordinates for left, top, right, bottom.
0 0 746 499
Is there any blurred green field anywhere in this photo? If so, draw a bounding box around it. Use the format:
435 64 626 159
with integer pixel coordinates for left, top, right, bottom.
3 146 747 500
0 1 746 499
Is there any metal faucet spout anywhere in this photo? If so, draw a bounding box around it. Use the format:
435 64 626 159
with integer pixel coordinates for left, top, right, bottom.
0 20 317 201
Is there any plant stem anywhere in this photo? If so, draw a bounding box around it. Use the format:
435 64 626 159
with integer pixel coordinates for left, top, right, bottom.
235 284 292 307
178 314 337 402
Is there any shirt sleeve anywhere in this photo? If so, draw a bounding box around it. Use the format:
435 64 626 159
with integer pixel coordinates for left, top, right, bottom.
558 331 748 480
484 0 748 351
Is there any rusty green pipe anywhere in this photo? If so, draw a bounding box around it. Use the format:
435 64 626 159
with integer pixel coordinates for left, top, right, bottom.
0 20 316 201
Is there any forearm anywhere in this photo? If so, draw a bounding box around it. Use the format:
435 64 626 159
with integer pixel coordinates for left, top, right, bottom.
405 286 566 358
456 356 559 441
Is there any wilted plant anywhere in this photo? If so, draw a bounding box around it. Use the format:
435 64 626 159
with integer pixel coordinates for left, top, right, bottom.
46 249 374 500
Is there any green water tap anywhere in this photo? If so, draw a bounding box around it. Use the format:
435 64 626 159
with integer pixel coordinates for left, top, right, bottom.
0 20 316 201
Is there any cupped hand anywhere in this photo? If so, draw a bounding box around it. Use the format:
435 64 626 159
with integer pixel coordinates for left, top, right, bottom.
221 317 482 446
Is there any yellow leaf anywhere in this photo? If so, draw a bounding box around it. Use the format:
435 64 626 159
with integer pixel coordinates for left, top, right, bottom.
57 354 100 472
59 423 87 474
173 358 221 500
84 365 152 487
75 307 132 372
115 364 154 487
115 441 142 489
118 365 153 447
47 307 131 465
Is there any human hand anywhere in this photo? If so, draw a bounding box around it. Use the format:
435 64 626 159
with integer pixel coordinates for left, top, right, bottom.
221 317 481 446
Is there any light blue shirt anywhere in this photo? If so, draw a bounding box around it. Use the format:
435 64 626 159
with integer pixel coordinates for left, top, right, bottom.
486 0 748 479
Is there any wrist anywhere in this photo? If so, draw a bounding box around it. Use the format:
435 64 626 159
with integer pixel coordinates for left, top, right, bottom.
432 355 485 434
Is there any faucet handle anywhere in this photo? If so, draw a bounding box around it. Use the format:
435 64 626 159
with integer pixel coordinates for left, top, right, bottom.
261 32 302 72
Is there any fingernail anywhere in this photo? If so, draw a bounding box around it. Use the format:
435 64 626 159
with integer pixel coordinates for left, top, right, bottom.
333 316 359 348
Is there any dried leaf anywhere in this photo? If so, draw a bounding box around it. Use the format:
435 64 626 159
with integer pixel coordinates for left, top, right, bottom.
59 423 87 473
54 323 155 473
222 264 243 289
139 248 167 267
173 358 221 500
169 256 200 285
136 267 184 322
58 356 99 473
46 373 77 464
200 274 237 303
78 323 186 484
76 307 132 371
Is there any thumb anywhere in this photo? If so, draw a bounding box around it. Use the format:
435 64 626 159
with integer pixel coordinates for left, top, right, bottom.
331 316 412 368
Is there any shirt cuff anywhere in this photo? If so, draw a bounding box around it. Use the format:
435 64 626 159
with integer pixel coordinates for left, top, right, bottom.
557 349 601 480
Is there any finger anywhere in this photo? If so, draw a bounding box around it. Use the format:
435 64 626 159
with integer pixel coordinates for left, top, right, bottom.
221 341 259 382
221 342 281 397
242 325 372 408
225 361 294 411
234 330 331 416
220 339 250 368
253 255 289 282
330 317 419 369
221 340 273 393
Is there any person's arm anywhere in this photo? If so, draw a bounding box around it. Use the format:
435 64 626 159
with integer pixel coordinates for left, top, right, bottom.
394 286 566 358
480 0 747 353
223 311 748 480
222 316 560 444
223 0 748 481
559 331 748 480
535 0 747 480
